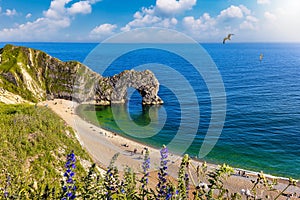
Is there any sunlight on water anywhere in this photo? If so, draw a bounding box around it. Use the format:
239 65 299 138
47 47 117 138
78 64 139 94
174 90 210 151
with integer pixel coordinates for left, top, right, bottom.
3 42 299 178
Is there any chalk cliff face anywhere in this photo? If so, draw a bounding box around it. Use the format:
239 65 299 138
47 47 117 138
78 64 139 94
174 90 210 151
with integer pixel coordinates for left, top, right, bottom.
0 44 163 105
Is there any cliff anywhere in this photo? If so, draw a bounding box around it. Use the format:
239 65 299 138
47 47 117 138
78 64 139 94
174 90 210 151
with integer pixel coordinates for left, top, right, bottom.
0 44 163 105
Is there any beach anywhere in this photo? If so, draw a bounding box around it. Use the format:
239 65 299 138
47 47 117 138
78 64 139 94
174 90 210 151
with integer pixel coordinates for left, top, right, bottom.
43 99 300 199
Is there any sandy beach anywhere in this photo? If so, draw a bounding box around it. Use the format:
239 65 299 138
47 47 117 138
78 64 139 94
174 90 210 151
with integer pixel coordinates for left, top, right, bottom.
43 99 300 199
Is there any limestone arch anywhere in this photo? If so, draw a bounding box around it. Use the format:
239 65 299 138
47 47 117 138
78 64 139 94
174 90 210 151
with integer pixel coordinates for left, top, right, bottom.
110 70 163 105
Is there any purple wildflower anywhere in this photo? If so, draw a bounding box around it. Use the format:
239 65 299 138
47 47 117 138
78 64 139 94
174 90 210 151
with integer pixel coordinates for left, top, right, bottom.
140 148 150 195
3 174 11 199
62 151 76 200
157 145 171 199
104 153 120 199
4 191 8 198
142 155 150 173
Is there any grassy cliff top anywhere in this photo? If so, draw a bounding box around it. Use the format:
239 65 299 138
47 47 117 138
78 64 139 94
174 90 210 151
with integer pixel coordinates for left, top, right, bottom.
0 103 92 196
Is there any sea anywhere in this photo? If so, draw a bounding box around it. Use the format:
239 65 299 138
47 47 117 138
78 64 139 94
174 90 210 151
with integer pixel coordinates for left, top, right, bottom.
1 42 300 179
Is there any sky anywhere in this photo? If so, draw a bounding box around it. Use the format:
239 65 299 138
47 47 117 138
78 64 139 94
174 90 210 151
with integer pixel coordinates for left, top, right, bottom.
0 0 299 43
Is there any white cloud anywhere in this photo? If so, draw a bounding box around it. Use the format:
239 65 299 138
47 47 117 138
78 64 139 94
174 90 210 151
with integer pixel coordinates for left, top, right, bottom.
156 0 196 15
90 23 117 39
43 0 71 19
183 16 201 30
240 20 256 30
67 1 92 15
26 13 32 19
240 15 259 30
5 9 17 17
121 0 196 32
0 17 71 41
218 5 244 19
121 6 178 31
257 0 271 5
216 5 258 32
182 13 220 41
105 28 194 43
264 11 277 21
163 18 177 27
43 0 99 18
246 15 258 22
258 0 300 42
239 5 251 15
87 0 102 3
0 0 99 41
183 13 216 32
182 4 260 41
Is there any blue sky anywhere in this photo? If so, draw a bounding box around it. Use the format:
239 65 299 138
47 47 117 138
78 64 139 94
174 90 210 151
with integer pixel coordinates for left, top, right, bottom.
0 0 299 42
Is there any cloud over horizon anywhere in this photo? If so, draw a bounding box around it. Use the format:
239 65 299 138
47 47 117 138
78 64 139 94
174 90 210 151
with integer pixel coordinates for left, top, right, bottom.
156 0 196 16
4 8 18 17
0 0 299 42
257 0 271 5
181 4 259 41
89 23 117 40
0 0 99 41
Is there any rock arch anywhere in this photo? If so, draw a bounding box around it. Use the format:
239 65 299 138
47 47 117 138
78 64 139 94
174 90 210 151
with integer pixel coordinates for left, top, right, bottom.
0 45 164 105
109 70 163 105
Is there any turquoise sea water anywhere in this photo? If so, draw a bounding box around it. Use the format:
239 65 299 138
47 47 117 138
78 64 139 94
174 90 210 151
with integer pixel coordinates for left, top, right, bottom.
2 42 300 178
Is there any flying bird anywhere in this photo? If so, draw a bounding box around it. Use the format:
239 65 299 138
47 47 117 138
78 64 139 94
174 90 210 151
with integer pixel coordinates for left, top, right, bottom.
223 33 234 44
259 53 264 62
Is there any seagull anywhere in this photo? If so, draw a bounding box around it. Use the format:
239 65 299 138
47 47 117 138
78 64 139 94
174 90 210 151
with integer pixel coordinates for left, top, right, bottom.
223 33 234 44
259 53 264 62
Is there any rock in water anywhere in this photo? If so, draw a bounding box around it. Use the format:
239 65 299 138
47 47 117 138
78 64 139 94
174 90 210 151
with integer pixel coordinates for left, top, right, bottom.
108 69 163 105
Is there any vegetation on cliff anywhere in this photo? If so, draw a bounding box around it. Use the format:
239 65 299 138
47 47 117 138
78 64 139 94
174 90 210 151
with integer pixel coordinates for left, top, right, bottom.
0 44 99 103
0 103 92 198
0 44 163 105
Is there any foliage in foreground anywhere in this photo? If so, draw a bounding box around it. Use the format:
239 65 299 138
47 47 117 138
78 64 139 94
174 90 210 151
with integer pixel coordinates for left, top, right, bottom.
0 104 91 199
0 104 298 199
1 148 299 200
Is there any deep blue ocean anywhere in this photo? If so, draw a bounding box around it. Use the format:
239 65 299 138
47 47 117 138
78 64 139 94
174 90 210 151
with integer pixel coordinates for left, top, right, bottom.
1 42 300 179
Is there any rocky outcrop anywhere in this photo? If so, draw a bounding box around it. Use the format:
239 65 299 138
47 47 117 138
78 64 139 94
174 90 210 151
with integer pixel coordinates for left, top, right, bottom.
0 44 163 105
94 70 163 105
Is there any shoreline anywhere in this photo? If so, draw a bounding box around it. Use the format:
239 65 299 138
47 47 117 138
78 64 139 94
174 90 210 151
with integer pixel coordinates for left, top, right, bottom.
75 103 298 182
43 99 300 198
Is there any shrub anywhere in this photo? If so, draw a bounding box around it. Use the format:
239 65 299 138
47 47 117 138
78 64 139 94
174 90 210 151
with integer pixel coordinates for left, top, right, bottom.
1 147 299 200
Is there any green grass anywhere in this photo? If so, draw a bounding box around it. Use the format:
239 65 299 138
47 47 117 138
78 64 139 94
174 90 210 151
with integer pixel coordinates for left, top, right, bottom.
0 44 106 104
0 45 41 102
0 104 92 197
0 44 81 103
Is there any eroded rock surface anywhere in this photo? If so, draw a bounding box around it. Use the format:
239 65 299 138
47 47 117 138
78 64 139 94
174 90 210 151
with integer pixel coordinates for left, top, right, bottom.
96 70 163 105
0 44 163 105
